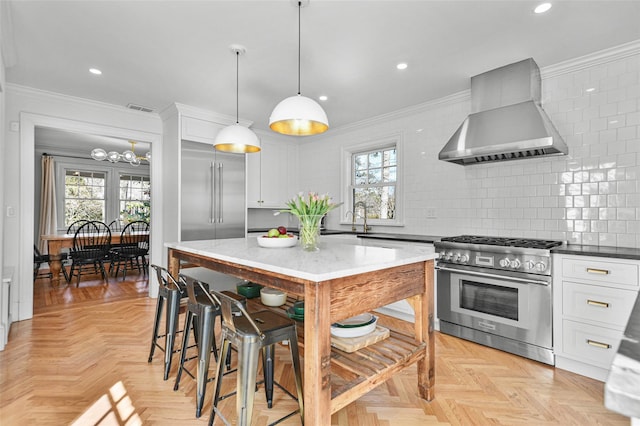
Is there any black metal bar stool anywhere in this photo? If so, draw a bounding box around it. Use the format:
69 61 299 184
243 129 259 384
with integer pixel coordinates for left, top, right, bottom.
174 275 246 418
148 265 189 380
204 285 304 426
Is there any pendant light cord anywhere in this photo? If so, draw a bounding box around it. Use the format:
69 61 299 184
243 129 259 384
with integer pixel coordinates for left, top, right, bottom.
297 1 301 95
236 50 240 124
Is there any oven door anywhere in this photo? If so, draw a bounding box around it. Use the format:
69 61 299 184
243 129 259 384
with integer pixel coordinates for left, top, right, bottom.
437 266 552 349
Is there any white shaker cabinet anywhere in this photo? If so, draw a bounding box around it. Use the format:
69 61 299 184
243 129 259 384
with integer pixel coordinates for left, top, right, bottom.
247 138 296 208
553 254 640 381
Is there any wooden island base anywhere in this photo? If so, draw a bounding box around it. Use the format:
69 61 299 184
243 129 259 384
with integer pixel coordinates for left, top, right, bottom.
247 297 432 415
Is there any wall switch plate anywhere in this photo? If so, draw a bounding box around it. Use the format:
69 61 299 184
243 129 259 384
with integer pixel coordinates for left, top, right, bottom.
10 122 19 132
6 206 16 217
426 208 436 219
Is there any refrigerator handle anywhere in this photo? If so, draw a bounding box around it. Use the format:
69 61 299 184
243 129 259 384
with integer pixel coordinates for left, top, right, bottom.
214 163 216 223
218 162 224 223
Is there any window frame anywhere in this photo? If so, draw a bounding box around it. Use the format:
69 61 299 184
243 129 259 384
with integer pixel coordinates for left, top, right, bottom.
54 159 149 232
340 133 404 228
62 169 108 226
118 173 151 224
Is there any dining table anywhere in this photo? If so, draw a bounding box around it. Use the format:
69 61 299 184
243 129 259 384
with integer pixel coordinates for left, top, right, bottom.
166 236 437 425
40 231 148 286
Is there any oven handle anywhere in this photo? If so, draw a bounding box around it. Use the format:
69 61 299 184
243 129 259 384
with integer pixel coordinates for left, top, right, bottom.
436 266 551 286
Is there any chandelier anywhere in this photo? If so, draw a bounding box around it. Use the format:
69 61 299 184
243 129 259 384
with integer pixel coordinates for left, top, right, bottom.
91 141 150 166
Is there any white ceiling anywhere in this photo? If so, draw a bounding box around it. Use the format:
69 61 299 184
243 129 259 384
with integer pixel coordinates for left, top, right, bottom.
6 0 640 135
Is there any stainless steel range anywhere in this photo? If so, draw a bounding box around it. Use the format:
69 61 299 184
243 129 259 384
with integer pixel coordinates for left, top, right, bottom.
435 235 563 365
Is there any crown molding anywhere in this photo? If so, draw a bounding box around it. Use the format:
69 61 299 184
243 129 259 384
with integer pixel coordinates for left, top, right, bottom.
6 83 162 119
318 90 470 139
160 102 252 127
541 38 640 79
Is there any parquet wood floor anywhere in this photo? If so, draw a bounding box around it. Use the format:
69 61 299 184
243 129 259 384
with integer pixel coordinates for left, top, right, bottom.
1 273 628 425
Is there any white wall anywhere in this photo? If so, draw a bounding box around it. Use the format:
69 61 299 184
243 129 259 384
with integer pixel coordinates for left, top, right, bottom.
302 42 640 248
0 2 8 349
3 85 163 322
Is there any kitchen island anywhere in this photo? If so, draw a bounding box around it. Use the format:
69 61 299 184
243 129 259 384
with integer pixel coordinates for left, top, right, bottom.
166 237 437 425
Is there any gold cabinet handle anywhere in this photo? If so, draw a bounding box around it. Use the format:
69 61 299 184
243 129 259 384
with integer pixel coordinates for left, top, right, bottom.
586 267 609 275
587 339 611 349
587 299 610 308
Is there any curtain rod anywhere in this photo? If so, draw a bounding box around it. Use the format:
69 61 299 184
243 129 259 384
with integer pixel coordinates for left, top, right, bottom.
42 152 92 161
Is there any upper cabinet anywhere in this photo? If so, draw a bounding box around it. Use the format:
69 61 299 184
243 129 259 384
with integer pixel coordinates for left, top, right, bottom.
181 116 226 144
247 137 297 208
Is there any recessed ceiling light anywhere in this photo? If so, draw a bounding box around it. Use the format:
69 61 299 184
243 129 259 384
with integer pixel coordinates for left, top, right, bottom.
319 95 328 101
89 68 102 75
396 63 408 70
534 3 552 14
586 87 596 93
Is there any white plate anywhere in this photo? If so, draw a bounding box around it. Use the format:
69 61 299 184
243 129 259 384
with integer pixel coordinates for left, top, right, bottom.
331 317 378 338
256 235 298 248
334 313 375 328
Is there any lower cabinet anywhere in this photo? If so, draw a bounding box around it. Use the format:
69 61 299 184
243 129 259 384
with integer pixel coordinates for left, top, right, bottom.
553 254 640 381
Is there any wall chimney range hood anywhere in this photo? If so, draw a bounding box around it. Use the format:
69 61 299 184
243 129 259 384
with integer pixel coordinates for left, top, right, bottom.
439 58 567 165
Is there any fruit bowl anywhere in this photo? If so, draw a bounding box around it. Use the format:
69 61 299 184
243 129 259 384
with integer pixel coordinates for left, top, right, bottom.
256 235 298 248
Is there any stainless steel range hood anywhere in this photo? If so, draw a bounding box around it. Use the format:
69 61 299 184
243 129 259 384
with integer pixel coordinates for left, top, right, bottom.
439 58 567 165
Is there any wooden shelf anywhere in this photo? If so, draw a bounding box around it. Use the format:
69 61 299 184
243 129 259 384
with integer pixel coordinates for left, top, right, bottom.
247 297 425 414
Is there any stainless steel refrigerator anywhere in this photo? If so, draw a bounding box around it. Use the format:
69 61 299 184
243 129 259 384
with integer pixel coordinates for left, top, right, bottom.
181 140 246 241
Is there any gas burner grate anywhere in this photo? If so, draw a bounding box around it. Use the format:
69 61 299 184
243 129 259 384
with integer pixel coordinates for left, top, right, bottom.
440 235 563 250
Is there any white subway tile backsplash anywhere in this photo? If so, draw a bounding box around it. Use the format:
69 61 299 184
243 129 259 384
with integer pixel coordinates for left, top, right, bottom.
305 50 639 247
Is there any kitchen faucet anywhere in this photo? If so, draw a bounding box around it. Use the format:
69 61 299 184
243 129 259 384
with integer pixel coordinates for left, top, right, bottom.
354 201 371 233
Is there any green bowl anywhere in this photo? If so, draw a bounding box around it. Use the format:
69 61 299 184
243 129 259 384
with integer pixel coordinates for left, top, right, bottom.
236 281 263 299
293 301 305 316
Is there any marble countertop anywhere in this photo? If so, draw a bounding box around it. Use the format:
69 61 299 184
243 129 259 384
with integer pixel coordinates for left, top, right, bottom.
605 293 640 419
166 237 437 282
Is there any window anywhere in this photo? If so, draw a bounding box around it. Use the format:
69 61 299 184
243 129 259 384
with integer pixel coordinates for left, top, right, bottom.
341 135 402 227
54 158 150 232
119 174 150 223
64 170 106 227
352 147 397 220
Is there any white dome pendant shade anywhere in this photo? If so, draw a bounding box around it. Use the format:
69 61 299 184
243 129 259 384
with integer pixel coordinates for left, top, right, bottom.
269 94 328 136
269 0 328 136
213 123 261 153
214 45 261 153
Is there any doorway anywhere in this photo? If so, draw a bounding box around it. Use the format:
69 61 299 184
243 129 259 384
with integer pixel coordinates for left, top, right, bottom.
17 113 163 321
33 127 153 314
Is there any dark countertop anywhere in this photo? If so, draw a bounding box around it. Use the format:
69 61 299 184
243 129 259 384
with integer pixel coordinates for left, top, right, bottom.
248 228 440 243
552 244 640 260
605 293 640 419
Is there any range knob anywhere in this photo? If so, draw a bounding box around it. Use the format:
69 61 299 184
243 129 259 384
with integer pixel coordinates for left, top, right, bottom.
439 251 446 259
459 254 469 263
452 253 460 262
499 258 511 267
525 260 536 270
511 259 521 269
535 262 547 272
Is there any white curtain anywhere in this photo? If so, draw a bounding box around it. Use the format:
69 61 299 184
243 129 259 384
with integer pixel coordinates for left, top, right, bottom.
39 155 57 253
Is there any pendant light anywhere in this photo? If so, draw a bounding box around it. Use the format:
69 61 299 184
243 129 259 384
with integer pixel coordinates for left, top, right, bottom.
213 45 261 153
269 0 328 136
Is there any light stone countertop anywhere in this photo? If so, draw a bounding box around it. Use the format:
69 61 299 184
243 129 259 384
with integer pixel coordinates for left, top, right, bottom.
165 237 437 282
